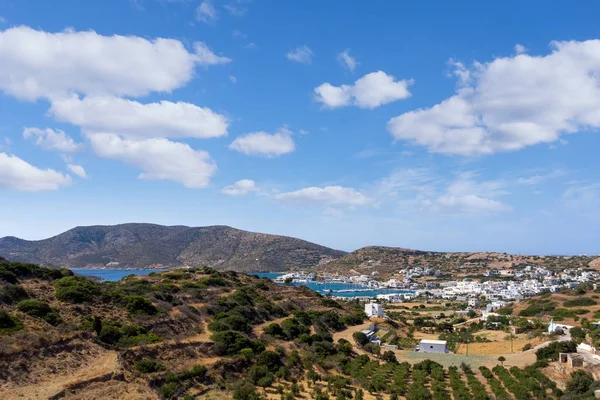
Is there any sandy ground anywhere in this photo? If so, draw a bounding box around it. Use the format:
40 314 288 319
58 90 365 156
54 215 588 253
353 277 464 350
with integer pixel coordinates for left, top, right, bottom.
0 351 119 400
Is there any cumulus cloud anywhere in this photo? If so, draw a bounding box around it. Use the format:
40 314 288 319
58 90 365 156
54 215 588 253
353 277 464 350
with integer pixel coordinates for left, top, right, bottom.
67 164 87 178
286 45 313 64
514 44 527 54
49 96 228 140
87 133 216 188
229 127 295 157
196 0 218 23
0 26 229 100
275 186 373 208
221 179 256 195
315 71 412 109
337 49 358 72
23 127 83 153
0 152 71 191
388 39 600 155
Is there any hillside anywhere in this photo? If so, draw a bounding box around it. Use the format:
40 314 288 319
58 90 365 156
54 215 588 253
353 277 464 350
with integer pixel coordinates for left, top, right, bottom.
0 224 346 272
507 285 600 325
316 246 599 277
0 258 367 399
0 258 589 399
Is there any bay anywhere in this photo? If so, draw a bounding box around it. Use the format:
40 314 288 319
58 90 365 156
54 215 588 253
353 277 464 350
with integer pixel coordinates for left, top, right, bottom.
72 269 162 282
251 272 415 298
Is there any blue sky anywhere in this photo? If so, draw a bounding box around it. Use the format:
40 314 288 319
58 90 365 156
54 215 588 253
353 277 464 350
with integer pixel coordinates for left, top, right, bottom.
1 0 600 254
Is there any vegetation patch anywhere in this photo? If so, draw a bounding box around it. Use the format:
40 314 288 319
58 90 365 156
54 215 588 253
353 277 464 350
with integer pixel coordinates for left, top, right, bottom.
17 299 62 326
0 309 23 333
54 276 101 303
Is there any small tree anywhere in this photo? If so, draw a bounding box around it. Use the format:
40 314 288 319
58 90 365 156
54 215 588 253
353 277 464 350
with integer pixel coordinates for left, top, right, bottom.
352 331 369 346
497 356 506 366
566 370 594 394
382 350 397 363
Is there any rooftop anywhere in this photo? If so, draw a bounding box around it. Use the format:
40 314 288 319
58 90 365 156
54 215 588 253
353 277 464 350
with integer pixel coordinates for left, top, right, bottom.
420 339 447 345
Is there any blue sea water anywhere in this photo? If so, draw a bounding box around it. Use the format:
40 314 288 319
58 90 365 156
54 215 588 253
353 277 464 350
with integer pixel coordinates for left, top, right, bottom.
251 272 415 298
73 270 414 298
72 269 162 282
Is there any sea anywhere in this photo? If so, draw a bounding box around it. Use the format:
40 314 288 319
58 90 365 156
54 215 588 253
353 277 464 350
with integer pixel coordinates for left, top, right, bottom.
72 269 162 282
251 272 415 298
72 269 414 299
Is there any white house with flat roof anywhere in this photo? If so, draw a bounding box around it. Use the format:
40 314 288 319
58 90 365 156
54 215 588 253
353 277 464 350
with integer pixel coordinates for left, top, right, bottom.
364 302 385 317
418 339 448 353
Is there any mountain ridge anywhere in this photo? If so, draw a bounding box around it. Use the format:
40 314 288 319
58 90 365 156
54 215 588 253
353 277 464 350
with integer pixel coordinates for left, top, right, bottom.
0 223 346 272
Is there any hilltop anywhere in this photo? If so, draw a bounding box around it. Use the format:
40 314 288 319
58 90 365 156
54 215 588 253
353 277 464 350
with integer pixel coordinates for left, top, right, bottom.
0 224 346 272
316 246 599 277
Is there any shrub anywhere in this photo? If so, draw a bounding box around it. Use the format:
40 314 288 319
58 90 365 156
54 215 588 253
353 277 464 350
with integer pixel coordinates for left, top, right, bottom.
17 299 51 317
211 330 263 356
54 276 101 303
535 340 577 361
321 298 343 309
16 299 62 326
0 310 23 332
496 307 513 315
126 296 158 315
158 382 179 399
135 359 166 373
1 284 29 304
522 343 533 351
566 370 594 394
564 298 597 307
353 331 369 346
233 381 262 400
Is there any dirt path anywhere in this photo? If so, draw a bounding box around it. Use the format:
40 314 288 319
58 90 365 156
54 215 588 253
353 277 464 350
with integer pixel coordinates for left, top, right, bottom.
0 351 119 400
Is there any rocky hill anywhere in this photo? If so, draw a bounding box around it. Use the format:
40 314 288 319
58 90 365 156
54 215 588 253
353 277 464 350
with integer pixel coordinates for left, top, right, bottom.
0 224 346 272
316 246 599 277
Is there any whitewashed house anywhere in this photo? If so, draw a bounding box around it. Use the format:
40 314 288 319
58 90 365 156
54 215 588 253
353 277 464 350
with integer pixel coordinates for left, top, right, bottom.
364 302 385 317
418 339 448 353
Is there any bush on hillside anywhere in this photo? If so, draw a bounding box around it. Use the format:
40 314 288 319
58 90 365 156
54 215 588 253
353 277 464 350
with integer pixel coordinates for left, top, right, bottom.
126 296 158 315
211 330 264 356
0 310 23 332
17 299 63 326
54 276 101 303
535 340 577 361
135 359 166 373
1 284 29 304
564 298 597 307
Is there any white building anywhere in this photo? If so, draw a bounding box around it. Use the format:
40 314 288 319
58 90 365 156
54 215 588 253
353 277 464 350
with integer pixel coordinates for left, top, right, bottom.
418 339 448 353
548 319 573 333
364 302 385 317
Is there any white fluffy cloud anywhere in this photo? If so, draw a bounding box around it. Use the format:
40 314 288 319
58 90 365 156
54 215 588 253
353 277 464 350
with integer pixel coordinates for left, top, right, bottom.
0 153 71 191
67 164 87 178
315 71 412 109
0 26 229 100
23 127 83 153
337 49 358 72
229 128 295 157
87 133 216 188
196 0 218 23
286 45 313 64
388 39 600 155
221 179 256 195
49 96 228 140
275 186 373 208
